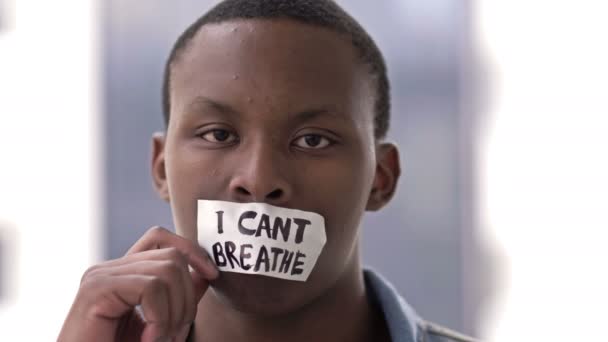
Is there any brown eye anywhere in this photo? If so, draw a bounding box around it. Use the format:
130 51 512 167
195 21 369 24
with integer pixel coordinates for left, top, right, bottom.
199 129 238 144
293 134 332 149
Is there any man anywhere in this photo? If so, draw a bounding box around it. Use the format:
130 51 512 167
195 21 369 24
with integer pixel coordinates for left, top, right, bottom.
59 1 478 341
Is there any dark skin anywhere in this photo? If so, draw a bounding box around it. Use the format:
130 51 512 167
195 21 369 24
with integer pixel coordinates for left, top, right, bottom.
59 18 400 342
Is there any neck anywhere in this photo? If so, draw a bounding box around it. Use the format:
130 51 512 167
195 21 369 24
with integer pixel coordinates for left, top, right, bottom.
193 250 389 342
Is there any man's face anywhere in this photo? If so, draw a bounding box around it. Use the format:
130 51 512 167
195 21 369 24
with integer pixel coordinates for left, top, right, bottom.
153 19 397 314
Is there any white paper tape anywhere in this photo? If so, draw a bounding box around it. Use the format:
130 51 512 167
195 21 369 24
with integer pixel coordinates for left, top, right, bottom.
197 200 326 281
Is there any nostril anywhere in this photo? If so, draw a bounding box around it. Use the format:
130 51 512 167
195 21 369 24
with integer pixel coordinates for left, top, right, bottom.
266 189 283 200
236 186 251 196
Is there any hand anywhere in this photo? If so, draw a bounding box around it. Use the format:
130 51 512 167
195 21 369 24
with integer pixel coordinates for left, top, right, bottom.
58 226 219 342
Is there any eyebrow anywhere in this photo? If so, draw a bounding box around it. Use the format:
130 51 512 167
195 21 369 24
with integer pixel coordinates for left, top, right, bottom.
186 96 240 118
185 96 349 123
292 108 340 123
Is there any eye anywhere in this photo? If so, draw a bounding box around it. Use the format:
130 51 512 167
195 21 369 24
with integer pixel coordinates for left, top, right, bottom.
198 129 238 144
293 134 333 149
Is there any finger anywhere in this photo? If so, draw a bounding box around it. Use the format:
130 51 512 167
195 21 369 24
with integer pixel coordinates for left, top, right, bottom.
127 226 219 279
139 275 171 342
150 261 187 337
87 248 198 333
190 268 210 303
129 248 197 330
95 247 186 271
174 323 194 342
100 258 190 336
87 274 170 339
175 258 196 330
180 266 197 328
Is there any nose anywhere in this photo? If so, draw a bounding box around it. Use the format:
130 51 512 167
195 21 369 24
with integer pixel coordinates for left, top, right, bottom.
228 142 292 205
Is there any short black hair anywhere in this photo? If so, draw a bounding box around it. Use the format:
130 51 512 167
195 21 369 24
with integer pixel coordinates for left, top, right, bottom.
162 0 390 139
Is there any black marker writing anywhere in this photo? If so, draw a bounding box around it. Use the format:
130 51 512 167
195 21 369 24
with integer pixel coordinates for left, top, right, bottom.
216 210 224 234
238 211 257 235
293 218 311 244
212 241 308 276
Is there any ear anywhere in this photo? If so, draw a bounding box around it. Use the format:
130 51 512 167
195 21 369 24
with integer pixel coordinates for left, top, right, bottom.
366 142 401 211
151 132 170 202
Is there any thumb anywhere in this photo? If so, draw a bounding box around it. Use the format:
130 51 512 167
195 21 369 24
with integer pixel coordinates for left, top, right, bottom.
191 268 211 303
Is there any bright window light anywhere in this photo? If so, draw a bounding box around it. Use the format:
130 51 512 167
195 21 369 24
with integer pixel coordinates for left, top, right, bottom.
0 0 101 339
476 1 608 340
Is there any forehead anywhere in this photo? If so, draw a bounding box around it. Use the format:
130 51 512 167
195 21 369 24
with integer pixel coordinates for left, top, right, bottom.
169 18 374 122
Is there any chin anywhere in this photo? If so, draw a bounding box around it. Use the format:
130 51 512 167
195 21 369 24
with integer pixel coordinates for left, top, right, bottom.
208 271 320 316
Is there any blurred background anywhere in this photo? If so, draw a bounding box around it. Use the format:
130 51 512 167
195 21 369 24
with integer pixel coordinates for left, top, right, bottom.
1 0 606 340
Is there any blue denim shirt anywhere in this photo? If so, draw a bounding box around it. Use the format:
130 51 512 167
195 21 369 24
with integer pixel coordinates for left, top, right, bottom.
364 269 479 342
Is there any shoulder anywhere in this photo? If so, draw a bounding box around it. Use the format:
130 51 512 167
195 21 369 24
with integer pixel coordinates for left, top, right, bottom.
363 269 481 342
417 320 481 342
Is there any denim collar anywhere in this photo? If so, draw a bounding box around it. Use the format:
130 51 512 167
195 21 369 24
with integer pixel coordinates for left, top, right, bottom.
364 268 422 342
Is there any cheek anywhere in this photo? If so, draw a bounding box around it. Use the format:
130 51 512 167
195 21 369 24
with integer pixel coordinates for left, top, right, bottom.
297 150 375 267
165 145 228 238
